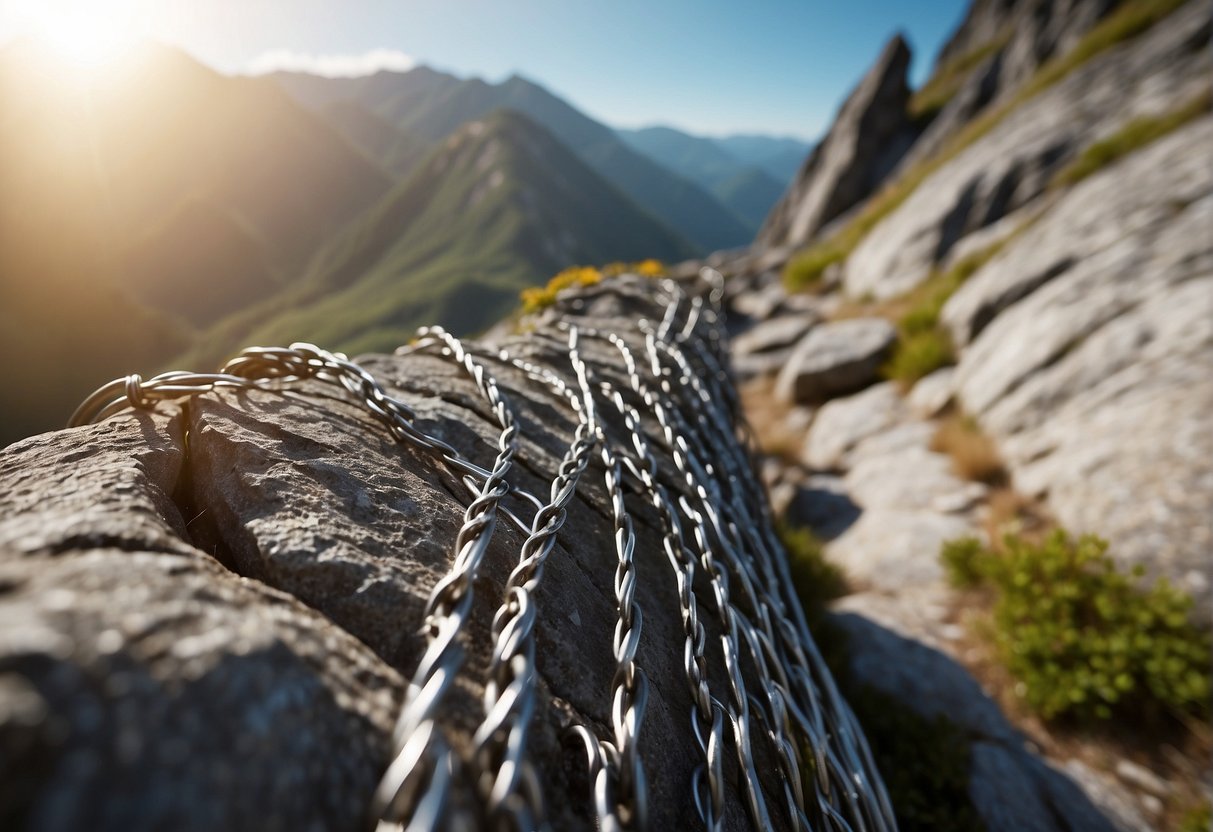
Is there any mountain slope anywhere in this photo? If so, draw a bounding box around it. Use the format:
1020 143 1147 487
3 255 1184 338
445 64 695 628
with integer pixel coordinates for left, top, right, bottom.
618 126 787 228
712 166 786 229
0 41 394 444
2 42 393 310
273 68 754 252
188 109 698 364
712 134 812 184
319 99 433 178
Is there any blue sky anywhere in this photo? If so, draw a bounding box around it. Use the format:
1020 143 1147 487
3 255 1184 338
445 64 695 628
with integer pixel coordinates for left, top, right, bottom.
0 0 968 141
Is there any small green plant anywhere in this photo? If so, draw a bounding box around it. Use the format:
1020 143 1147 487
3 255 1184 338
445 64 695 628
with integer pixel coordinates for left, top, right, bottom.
941 530 1212 721
883 328 955 385
783 243 846 292
941 536 988 588
1178 800 1212 832
1052 90 1212 188
842 685 985 832
778 521 848 616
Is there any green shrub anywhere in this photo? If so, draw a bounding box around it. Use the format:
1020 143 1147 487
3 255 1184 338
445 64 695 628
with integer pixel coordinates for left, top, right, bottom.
942 537 989 588
942 530 1212 721
1052 90 1212 188
883 329 955 385
783 243 846 292
1178 801 1212 832
842 685 985 832
778 521 847 616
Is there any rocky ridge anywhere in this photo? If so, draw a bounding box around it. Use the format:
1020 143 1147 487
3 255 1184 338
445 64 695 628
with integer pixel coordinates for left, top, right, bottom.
708 0 1211 828
0 276 891 831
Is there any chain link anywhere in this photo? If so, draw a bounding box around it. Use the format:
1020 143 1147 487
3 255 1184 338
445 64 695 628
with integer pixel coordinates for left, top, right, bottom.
68 269 897 832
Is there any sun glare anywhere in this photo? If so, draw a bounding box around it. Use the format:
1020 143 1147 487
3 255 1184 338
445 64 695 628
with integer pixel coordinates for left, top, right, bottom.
11 0 141 72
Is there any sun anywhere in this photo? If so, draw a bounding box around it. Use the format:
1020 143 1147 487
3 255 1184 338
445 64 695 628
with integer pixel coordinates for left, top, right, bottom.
9 0 142 71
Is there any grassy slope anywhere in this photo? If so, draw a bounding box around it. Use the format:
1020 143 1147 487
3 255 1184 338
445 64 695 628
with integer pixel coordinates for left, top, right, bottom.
278 69 755 252
183 110 698 367
0 42 395 443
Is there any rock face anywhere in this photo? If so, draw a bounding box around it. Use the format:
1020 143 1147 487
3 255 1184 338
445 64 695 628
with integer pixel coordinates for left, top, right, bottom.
719 2 1210 828
844 0 1209 300
0 413 403 831
0 275 889 831
758 35 916 248
774 318 896 404
946 118 1213 605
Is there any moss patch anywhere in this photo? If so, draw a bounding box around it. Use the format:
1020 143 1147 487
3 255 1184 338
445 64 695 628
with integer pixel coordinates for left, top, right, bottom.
878 238 1011 386
1051 89 1212 188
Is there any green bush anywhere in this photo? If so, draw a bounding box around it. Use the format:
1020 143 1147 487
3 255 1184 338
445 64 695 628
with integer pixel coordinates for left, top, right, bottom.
941 537 988 588
941 530 1212 721
783 243 846 292
883 329 955 385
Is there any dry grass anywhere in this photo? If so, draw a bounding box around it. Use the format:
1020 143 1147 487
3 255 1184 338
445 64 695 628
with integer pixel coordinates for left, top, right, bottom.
982 487 1053 546
930 414 1007 485
738 377 804 463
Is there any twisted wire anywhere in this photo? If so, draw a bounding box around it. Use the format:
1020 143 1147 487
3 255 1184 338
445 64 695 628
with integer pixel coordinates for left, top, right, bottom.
67 268 897 832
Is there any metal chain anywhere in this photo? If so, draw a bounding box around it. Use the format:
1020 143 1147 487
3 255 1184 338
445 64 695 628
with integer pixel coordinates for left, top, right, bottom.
466 328 599 831
67 269 897 832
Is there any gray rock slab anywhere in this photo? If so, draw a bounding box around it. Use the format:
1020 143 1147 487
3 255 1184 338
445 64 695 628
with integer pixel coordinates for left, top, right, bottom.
844 446 986 514
833 607 1124 832
775 319 897 405
844 3 1210 300
800 381 906 470
0 547 403 831
906 366 956 418
732 314 818 356
824 509 972 590
947 121 1213 608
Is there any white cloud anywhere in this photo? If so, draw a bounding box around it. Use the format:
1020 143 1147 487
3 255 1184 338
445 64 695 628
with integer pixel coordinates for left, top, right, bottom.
246 48 416 78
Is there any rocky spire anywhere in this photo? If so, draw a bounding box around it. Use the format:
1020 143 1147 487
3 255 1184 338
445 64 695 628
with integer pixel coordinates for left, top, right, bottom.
758 34 915 248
